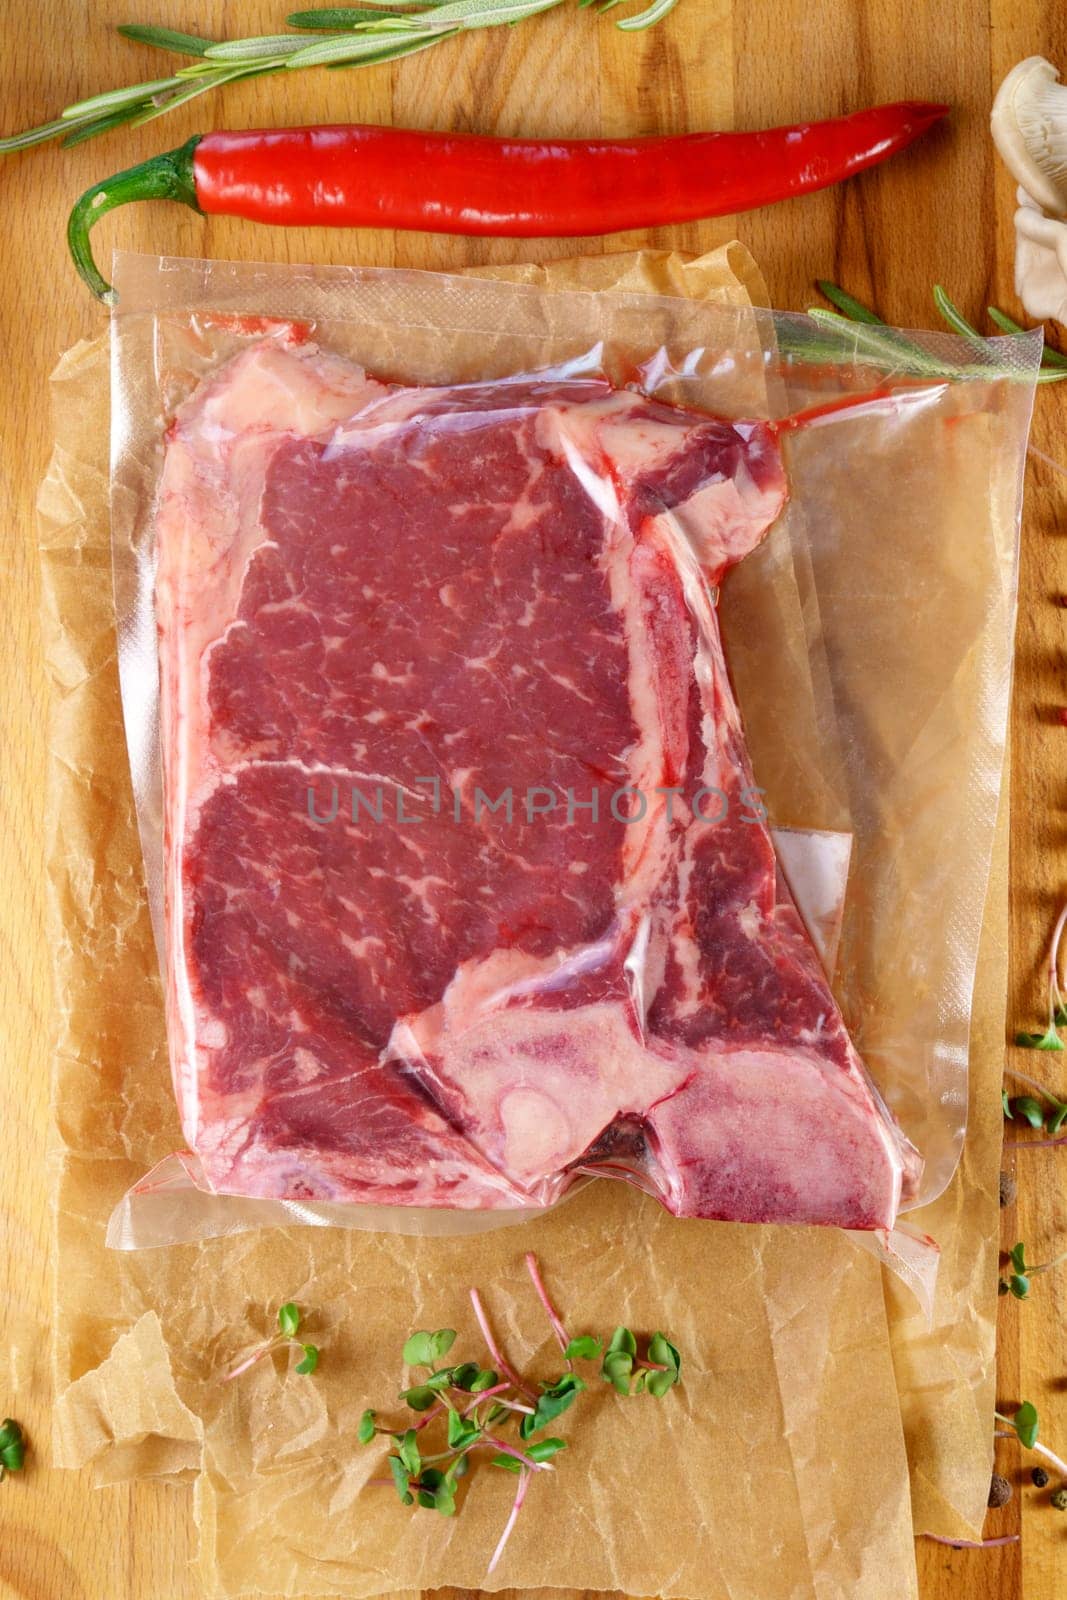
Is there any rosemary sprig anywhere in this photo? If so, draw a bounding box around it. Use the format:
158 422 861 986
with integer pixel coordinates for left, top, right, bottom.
0 0 681 156
807 280 1067 384
803 304 945 376
118 25 217 56
986 304 1067 368
815 280 886 325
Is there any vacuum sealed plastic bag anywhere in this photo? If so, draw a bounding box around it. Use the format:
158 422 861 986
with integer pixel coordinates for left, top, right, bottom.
107 253 1039 1247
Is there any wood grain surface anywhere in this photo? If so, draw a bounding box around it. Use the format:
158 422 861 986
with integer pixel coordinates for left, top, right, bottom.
1 3 1065 1598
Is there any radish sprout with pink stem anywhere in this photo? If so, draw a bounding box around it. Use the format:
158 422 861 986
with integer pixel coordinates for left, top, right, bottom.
469 1287 537 1398
488 1466 531 1576
524 1252 571 1356
1006 1131 1067 1149
996 1429 1067 1481
928 1408 1067 1547
222 1302 319 1381
0 1418 26 1479
920 1533 1020 1549
1005 1065 1065 1098
356 1253 682 1575
1004 902 1067 1140
999 1240 1067 1300
1004 1069 1067 1141
995 1404 1067 1483
1014 900 1067 1052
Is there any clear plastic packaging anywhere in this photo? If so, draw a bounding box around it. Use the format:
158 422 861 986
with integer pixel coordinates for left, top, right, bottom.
106 253 1039 1250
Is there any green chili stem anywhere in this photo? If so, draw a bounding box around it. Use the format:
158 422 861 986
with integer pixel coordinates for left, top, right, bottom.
66 136 201 302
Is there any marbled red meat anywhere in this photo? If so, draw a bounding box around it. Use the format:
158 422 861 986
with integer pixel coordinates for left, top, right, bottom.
155 337 920 1227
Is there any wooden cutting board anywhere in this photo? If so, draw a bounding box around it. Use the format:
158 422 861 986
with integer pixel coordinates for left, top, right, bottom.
1 3 1064 1598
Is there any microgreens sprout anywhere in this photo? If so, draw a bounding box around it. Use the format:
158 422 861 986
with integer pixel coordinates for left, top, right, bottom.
920 1533 1020 1549
222 1302 320 1381
1014 901 1067 1051
999 904 1067 1144
359 1253 681 1575
995 1405 1067 1487
601 1326 681 1396
0 1419 26 1479
998 1241 1067 1300
469 1287 536 1399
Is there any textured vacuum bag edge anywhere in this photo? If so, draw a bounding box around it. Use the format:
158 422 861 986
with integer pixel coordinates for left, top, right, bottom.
39 247 1024 1598
106 250 1037 1247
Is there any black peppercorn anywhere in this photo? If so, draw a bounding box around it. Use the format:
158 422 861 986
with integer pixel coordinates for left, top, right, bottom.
988 1473 1013 1508
1031 1466 1049 1488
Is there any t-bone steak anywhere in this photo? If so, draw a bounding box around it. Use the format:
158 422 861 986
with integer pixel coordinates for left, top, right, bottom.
154 337 921 1228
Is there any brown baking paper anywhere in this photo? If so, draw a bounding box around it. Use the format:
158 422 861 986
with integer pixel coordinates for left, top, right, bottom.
40 245 1018 1600
885 784 1009 1539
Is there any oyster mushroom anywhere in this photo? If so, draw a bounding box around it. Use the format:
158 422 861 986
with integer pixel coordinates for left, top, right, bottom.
1013 186 1067 323
992 56 1067 216
992 57 1067 324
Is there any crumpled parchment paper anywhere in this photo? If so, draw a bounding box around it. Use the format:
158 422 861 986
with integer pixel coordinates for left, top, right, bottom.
39 243 1012 1600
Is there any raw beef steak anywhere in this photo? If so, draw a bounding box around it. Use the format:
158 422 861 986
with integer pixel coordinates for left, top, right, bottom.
155 337 920 1228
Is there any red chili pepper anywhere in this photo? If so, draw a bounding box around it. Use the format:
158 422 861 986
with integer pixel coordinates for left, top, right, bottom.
68 103 947 301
